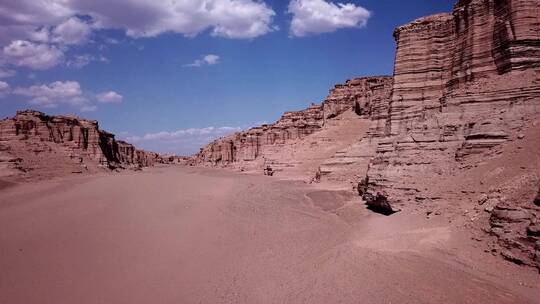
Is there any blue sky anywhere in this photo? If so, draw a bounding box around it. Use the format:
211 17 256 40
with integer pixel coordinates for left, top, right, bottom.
0 0 454 155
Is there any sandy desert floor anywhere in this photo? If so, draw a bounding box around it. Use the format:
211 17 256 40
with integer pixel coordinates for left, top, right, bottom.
1 166 539 304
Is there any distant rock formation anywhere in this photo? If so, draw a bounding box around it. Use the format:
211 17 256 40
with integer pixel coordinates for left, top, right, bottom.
0 110 167 181
193 76 393 173
195 104 324 166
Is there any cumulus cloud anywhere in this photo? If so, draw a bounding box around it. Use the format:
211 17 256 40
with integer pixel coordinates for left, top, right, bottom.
0 1 276 71
288 0 371 37
10 80 123 110
0 16 91 70
125 126 242 155
183 54 220 67
13 81 84 107
2 40 64 70
29 28 51 43
0 0 276 41
96 91 123 103
85 0 276 39
52 17 92 45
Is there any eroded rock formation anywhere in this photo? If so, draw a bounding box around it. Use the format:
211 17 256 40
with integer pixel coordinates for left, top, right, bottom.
192 0 540 269
363 0 539 211
360 0 540 267
0 110 163 180
196 104 324 166
194 76 393 175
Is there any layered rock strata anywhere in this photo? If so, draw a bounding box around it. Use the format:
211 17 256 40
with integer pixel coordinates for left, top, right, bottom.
363 0 540 212
194 76 393 172
0 110 162 180
192 0 540 269
359 0 539 269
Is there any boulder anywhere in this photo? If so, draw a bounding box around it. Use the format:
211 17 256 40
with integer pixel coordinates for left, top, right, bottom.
490 206 530 224
364 192 396 215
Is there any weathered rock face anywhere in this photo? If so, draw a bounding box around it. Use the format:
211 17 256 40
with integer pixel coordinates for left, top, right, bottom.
195 104 324 166
363 0 540 212
323 76 393 120
0 110 117 166
359 0 540 268
488 185 540 268
194 76 393 170
116 140 161 167
0 110 161 180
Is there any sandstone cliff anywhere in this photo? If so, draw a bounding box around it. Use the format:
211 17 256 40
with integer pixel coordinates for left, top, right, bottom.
0 110 164 181
360 0 539 268
193 0 540 270
193 76 393 176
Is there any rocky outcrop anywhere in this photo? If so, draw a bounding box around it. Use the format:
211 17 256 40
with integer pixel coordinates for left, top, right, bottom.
116 140 162 167
323 76 393 119
194 76 393 172
0 110 110 164
487 186 540 269
0 110 163 180
195 104 324 166
362 0 540 213
357 0 540 268
316 77 393 183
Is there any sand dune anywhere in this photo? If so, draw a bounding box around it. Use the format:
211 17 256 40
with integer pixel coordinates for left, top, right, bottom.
1 166 539 304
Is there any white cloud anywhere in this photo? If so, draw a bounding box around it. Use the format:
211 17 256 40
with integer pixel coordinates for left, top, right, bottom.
66 54 108 68
96 91 123 103
1 18 91 70
0 1 276 72
288 0 371 37
0 81 10 90
2 40 64 70
0 1 74 28
129 126 241 141
11 80 123 110
88 0 276 39
0 0 276 41
80 105 98 112
13 81 84 107
0 81 10 97
184 54 220 67
0 68 16 78
29 28 51 43
52 17 92 45
125 126 242 155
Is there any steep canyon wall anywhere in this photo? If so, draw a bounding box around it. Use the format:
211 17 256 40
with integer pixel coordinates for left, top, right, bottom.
361 0 540 268
364 0 540 211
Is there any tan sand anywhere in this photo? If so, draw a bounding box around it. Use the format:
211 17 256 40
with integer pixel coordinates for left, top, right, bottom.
0 166 539 304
